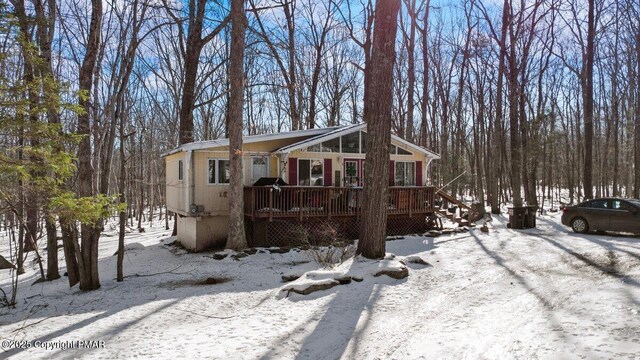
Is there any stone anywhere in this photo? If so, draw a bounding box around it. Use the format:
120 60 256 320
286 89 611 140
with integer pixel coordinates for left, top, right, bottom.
427 230 442 237
374 266 409 279
212 253 228 260
231 252 249 260
406 257 429 266
287 281 339 295
281 274 301 282
335 276 352 285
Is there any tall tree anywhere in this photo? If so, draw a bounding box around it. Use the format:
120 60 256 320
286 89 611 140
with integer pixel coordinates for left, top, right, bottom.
418 0 431 148
582 0 595 199
401 0 419 141
226 0 247 250
250 0 300 130
165 0 229 144
76 0 103 291
33 0 61 280
635 17 640 198
358 0 401 259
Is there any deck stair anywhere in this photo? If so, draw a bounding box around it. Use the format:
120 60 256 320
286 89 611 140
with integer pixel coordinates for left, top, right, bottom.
436 190 478 228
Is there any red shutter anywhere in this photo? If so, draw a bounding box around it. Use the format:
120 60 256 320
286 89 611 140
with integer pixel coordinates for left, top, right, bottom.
323 158 332 186
289 157 297 185
416 161 423 186
389 160 395 186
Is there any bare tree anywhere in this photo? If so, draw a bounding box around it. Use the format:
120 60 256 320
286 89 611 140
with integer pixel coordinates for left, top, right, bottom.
358 0 401 259
226 0 247 251
163 0 230 144
76 0 103 290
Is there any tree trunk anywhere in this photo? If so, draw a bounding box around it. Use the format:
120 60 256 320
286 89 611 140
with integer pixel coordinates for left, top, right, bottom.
507 2 522 207
419 0 431 148
60 217 79 287
357 0 401 259
77 0 103 291
226 0 248 250
45 216 60 280
404 0 417 141
583 0 595 199
635 29 640 198
117 127 126 281
489 0 509 213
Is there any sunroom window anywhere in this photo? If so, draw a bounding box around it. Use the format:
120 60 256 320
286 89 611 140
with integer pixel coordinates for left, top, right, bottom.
322 138 340 152
341 132 360 153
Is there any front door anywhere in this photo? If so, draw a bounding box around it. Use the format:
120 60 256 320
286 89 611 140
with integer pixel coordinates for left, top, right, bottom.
344 159 363 186
251 156 269 184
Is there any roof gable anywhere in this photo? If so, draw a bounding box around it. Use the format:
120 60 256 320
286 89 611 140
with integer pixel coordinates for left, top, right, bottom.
273 124 365 154
273 124 440 159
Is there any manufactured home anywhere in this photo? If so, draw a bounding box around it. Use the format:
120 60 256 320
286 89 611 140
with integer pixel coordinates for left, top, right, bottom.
163 124 440 251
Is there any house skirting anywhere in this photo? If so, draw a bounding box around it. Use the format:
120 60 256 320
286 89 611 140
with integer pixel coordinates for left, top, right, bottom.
178 215 228 251
246 215 430 248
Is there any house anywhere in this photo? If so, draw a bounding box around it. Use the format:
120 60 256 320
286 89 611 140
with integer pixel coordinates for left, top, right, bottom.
163 124 440 251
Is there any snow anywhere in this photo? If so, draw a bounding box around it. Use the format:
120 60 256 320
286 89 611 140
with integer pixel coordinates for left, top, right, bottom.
1 211 639 359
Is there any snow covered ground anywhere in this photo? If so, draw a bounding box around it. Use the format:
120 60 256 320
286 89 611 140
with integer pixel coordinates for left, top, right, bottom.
1 211 639 359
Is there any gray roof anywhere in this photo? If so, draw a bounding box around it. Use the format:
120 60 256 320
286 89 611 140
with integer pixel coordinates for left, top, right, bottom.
162 124 440 159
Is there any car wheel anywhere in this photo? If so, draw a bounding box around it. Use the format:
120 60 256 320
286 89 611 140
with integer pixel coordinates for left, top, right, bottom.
571 217 589 233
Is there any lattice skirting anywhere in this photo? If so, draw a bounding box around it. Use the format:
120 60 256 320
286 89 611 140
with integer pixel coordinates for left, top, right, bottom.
246 215 430 248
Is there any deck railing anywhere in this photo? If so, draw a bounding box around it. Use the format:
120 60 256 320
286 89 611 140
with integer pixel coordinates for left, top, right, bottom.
243 186 435 221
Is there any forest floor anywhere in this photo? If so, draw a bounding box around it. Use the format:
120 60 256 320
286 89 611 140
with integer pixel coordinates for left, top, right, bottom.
0 210 639 359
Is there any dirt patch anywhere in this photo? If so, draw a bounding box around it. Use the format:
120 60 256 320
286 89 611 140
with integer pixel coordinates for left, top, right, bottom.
162 277 231 289
566 250 623 278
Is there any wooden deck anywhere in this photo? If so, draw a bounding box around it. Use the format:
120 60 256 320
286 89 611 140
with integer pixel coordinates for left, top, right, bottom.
243 186 436 221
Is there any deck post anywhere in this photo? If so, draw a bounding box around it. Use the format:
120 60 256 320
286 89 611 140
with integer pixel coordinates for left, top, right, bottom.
251 187 255 221
355 189 359 221
269 188 273 222
299 188 304 222
409 189 413 217
328 189 332 219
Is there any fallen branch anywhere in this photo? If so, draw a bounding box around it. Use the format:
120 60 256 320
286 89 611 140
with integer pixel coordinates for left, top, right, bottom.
11 316 53 333
172 308 241 320
123 260 188 279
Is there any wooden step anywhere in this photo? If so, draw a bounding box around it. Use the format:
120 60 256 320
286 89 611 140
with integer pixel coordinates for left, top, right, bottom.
459 221 476 228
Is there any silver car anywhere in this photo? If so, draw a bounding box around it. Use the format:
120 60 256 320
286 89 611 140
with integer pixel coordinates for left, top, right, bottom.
561 198 640 234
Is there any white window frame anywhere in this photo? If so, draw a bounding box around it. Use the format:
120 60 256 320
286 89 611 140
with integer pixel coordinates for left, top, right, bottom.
394 161 416 186
207 158 231 185
298 158 324 187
